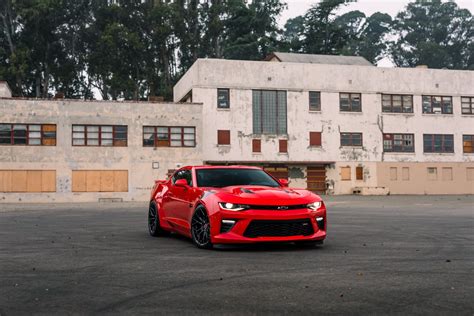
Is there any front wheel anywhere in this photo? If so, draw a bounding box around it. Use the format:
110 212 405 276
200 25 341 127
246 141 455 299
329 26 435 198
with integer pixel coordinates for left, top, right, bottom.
148 202 169 237
191 205 213 249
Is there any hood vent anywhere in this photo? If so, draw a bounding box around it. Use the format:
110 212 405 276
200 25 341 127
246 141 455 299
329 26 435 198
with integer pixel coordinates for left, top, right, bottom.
240 188 255 194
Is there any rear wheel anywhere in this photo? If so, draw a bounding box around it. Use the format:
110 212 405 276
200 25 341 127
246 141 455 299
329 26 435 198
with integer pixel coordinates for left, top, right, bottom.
148 202 169 237
191 205 213 249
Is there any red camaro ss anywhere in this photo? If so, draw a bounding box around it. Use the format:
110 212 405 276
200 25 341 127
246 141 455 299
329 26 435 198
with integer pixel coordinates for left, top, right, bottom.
148 166 327 249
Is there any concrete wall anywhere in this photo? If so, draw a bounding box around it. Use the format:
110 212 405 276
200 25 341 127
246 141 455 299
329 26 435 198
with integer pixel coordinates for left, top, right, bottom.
0 99 203 202
0 82 12 98
173 59 474 195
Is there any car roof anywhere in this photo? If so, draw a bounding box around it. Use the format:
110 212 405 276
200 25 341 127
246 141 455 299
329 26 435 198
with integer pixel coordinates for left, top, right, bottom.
191 165 262 170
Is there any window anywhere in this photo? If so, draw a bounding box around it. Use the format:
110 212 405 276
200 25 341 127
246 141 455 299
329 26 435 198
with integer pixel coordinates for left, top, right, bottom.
461 97 474 114
0 170 56 192
467 168 474 181
341 133 362 147
390 167 397 181
143 126 195 147
423 134 454 153
356 166 363 180
463 135 474 153
0 123 56 146
309 132 322 147
382 94 413 113
402 167 410 181
217 88 230 108
252 139 261 153
279 139 288 153
172 169 192 186
442 167 453 181
340 93 361 112
73 125 127 146
427 167 438 180
309 91 321 111
72 170 128 192
252 90 287 134
217 130 230 145
341 167 351 181
422 96 453 114
383 134 414 152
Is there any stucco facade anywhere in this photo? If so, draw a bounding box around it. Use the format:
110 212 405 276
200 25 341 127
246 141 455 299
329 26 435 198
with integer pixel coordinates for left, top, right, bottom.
173 58 474 195
1 54 473 202
0 97 202 202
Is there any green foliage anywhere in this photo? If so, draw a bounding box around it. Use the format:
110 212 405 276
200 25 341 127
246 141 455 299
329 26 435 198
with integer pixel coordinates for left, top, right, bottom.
0 0 472 99
390 0 473 69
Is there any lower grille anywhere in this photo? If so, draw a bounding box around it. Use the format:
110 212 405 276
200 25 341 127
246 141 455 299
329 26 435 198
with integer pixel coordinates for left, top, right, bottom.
244 219 314 238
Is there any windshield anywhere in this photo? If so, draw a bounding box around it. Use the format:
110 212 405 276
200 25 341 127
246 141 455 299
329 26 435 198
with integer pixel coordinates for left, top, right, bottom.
196 168 280 188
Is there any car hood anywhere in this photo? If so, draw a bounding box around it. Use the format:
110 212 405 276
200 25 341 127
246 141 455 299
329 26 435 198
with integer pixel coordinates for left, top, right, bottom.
207 185 321 205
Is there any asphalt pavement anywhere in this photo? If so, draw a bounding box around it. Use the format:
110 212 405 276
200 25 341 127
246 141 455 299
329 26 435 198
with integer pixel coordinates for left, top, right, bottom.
0 195 473 315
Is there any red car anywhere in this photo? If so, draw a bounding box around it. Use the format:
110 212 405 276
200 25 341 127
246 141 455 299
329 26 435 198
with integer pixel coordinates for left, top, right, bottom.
148 166 327 249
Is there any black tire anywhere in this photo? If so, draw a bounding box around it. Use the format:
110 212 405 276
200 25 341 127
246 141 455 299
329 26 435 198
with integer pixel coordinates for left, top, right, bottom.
191 205 213 249
148 202 170 237
295 240 324 248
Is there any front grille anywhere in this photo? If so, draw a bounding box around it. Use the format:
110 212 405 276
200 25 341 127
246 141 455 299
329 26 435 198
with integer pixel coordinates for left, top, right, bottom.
244 219 314 238
247 204 308 210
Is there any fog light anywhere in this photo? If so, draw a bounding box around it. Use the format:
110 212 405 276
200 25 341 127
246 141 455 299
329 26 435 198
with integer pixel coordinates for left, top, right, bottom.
316 217 324 230
220 219 236 233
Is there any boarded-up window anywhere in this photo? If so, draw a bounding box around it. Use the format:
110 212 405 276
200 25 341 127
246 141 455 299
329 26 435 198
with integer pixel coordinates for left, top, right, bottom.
402 167 410 181
217 130 230 145
341 167 351 181
72 170 128 192
309 132 322 147
390 167 397 181
252 139 261 153
427 167 437 181
356 166 363 180
279 139 288 153
463 135 474 153
0 170 56 192
442 167 453 181
264 167 288 180
467 168 474 181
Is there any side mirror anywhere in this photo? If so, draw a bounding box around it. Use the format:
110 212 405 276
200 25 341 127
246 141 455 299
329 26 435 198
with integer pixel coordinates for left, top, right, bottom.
279 179 289 187
175 179 189 188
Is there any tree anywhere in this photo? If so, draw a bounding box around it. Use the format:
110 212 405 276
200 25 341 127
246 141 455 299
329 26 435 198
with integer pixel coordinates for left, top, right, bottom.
390 0 473 69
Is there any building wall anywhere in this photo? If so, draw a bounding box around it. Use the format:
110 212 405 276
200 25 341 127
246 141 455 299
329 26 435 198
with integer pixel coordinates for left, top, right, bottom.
174 59 474 195
0 99 203 202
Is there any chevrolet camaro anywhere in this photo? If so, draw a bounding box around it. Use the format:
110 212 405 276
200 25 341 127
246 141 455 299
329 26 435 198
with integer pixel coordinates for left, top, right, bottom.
147 166 327 249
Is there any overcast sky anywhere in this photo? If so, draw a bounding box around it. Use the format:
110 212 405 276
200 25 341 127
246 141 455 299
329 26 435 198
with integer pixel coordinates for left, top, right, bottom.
278 0 473 67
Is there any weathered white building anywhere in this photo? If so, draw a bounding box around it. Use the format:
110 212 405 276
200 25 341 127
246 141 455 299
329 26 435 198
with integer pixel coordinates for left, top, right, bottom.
173 53 474 195
1 53 473 202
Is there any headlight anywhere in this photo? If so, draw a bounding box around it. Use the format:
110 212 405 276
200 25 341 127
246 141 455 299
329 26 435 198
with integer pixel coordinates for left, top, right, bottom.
307 201 322 210
218 202 249 211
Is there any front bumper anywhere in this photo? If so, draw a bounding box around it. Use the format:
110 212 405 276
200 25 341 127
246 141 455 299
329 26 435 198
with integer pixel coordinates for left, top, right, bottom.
209 207 327 244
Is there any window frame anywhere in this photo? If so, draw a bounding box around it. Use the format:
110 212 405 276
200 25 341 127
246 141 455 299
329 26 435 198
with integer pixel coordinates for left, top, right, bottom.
423 134 454 153
383 133 415 153
461 96 474 115
463 135 474 153
143 126 196 148
252 89 288 135
422 95 453 114
340 132 363 147
309 91 321 111
339 93 362 112
381 94 413 113
0 123 57 146
217 88 230 109
72 124 127 147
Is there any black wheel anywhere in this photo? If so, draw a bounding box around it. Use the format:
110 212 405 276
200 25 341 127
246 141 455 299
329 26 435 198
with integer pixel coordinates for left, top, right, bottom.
148 202 169 237
191 205 213 249
295 240 324 248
